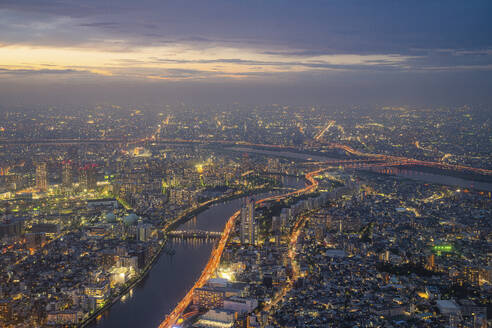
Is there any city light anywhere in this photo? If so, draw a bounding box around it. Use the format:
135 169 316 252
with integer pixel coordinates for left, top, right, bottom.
217 268 234 281
433 245 453 252
0 9 490 326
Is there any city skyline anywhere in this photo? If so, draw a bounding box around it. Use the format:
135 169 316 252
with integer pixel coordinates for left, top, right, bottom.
1 2 492 328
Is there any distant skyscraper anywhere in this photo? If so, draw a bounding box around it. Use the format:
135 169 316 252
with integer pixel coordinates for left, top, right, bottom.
427 254 435 271
35 162 48 191
80 164 97 190
240 198 256 245
137 223 153 242
62 161 73 188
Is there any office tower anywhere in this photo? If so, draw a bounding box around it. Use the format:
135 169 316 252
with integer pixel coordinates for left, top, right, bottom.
80 164 97 190
62 161 73 189
87 165 97 190
240 198 256 245
0 218 25 239
79 167 87 190
252 218 258 246
427 254 435 271
36 162 48 191
137 223 153 242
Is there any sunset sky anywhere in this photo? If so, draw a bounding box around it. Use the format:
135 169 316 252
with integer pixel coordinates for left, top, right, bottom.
1 1 491 105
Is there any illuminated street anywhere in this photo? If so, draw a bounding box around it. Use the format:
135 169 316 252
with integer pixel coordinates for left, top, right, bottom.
1 2 492 327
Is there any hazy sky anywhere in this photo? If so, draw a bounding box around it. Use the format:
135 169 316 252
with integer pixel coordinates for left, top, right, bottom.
1 0 492 105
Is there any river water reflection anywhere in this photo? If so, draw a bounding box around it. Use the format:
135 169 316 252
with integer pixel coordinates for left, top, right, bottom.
91 169 490 328
369 167 492 192
91 176 304 328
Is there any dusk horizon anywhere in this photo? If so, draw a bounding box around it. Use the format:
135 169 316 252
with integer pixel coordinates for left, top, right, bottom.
1 1 492 105
1 2 491 328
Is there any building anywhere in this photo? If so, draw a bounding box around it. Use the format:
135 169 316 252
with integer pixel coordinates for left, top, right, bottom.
80 164 97 190
84 280 110 307
193 286 226 309
137 223 154 242
436 299 461 316
240 198 256 245
46 310 81 325
193 279 243 310
31 223 59 234
223 296 258 314
463 266 480 285
36 162 48 191
87 198 119 209
62 160 73 188
427 254 435 271
0 299 11 322
0 218 25 240
25 232 46 249
193 309 237 328
109 267 133 287
207 278 229 288
117 255 139 272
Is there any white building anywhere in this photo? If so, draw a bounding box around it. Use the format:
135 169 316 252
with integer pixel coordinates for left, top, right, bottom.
223 296 258 314
193 309 237 328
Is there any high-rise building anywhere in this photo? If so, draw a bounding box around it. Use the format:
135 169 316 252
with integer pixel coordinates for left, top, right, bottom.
35 162 48 191
0 218 25 239
62 161 72 189
137 223 154 242
80 164 97 190
193 287 226 310
240 198 256 245
427 254 435 271
0 299 11 322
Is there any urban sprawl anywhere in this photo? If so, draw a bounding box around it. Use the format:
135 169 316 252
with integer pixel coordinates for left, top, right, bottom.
0 104 491 328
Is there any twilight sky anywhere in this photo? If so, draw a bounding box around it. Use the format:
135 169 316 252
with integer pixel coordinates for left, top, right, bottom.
1 0 492 105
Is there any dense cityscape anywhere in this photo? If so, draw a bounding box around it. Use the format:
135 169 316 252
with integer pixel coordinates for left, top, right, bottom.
0 104 491 327
2 1 492 328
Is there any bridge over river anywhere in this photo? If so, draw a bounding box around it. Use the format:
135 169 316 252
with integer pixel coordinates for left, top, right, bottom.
167 230 222 240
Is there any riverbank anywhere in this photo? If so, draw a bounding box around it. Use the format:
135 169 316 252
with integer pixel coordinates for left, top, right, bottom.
78 186 279 328
359 167 492 192
396 164 492 183
159 169 322 328
79 237 168 328
165 186 282 231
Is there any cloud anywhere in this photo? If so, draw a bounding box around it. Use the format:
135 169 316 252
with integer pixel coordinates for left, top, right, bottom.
0 0 491 88
79 22 122 29
0 67 82 75
146 54 418 74
0 66 112 78
2 1 491 54
147 68 211 79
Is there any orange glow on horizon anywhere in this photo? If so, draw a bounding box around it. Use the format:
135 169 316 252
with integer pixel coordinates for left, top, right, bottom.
0 44 412 81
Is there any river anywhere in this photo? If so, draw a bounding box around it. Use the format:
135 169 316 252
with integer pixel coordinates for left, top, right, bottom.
229 146 492 191
89 166 491 328
367 167 492 192
90 176 305 328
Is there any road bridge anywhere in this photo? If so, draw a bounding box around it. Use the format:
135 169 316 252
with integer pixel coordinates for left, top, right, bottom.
158 166 325 328
167 230 222 240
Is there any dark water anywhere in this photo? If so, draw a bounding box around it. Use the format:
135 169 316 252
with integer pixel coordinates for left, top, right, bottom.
369 167 492 192
91 176 304 328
